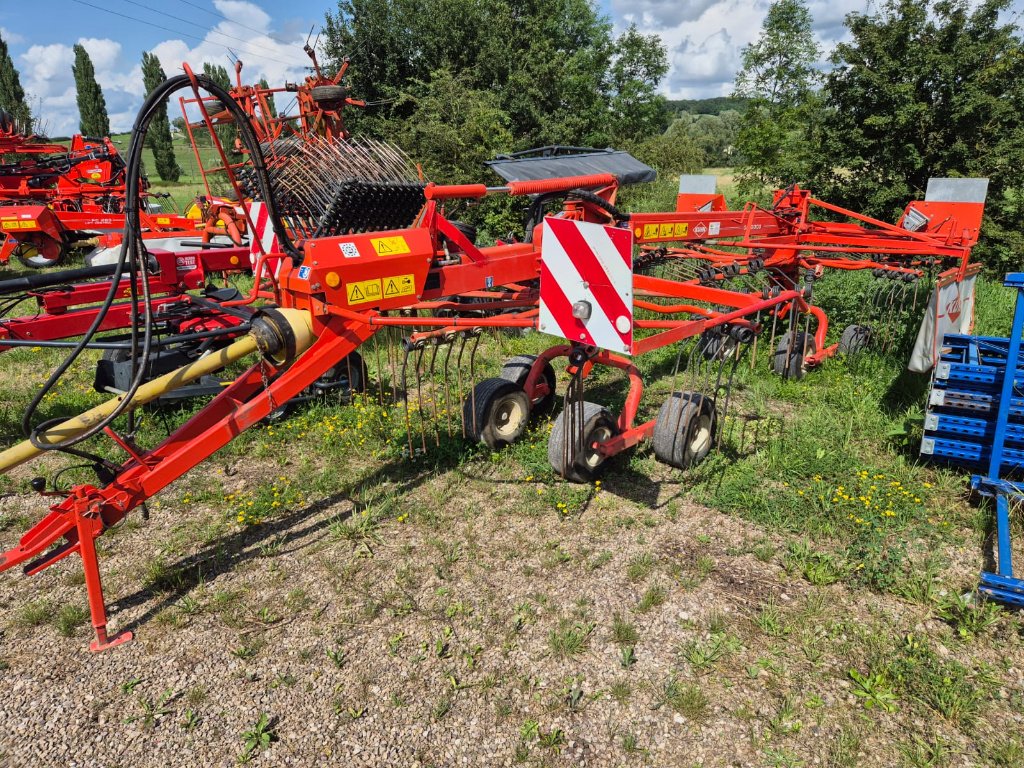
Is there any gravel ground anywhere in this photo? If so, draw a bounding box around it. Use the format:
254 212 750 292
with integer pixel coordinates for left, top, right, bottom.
0 458 1022 767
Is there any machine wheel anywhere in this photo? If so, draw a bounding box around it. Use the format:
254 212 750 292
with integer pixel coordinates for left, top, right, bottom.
15 241 63 269
463 377 531 449
837 324 872 355
314 351 368 399
772 331 816 380
547 401 619 483
698 329 738 361
310 85 348 108
500 355 557 417
652 391 717 469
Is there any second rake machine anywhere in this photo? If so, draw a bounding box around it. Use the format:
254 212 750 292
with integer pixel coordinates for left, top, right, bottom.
0 70 809 651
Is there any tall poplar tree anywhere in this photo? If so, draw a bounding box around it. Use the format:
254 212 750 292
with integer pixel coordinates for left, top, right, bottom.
0 32 31 131
141 52 181 181
73 44 110 137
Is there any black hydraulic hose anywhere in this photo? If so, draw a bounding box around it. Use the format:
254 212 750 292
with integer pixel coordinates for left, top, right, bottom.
0 263 120 295
0 323 251 350
21 72 296 454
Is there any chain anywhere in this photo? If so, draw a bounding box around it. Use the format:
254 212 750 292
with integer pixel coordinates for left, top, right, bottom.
259 356 278 413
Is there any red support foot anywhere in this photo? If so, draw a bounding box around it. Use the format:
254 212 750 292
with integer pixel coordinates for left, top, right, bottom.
90 627 133 653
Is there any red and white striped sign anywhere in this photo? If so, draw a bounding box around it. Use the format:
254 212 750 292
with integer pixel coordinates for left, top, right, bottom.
247 202 285 279
539 216 633 353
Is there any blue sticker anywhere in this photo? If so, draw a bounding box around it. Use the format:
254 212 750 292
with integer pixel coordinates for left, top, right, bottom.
297 266 311 280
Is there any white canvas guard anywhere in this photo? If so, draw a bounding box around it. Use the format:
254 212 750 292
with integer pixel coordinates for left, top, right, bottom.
909 272 977 372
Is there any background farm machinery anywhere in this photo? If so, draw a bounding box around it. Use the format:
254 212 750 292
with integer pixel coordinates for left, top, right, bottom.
0 58 991 651
0 117 203 269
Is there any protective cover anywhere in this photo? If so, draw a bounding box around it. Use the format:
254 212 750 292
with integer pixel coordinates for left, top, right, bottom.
486 146 657 187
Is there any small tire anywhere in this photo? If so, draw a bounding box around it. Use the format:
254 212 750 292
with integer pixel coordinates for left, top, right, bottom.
310 85 348 107
548 401 618 483
463 377 530 449
773 331 816 380
697 329 738 361
314 351 368 399
653 391 717 469
500 355 556 417
15 241 63 269
837 324 872 356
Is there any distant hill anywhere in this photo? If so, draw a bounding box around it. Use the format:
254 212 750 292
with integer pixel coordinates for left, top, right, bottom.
667 97 749 116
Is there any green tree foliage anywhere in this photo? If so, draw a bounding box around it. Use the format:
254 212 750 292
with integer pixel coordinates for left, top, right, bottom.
0 32 31 132
809 0 1024 269
72 44 110 137
202 62 237 154
672 111 741 167
322 0 670 171
733 0 820 195
258 78 277 118
141 52 181 182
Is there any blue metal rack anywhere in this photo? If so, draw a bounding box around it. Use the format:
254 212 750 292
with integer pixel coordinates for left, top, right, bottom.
921 272 1024 607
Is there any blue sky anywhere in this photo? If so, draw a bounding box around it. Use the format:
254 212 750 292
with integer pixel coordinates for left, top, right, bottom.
1 1 1021 136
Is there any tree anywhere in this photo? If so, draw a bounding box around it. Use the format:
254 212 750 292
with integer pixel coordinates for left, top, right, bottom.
809 0 1024 269
0 32 31 131
258 78 277 118
202 62 237 154
141 52 181 182
605 25 670 144
322 0 670 152
73 44 110 137
733 0 820 194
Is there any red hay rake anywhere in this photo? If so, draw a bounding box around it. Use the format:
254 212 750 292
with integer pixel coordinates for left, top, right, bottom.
0 63 987 652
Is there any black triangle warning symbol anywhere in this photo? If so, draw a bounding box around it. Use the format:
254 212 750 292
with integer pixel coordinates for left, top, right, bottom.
377 241 391 254
384 279 398 296
349 284 365 301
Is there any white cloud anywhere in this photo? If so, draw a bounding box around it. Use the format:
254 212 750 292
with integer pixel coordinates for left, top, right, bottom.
0 27 25 45
17 1 312 137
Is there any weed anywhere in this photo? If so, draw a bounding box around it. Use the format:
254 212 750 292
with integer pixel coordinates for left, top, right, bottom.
680 632 740 672
982 736 1024 767
548 619 594 659
849 668 898 713
653 674 707 720
432 696 453 721
766 695 802 736
326 640 348 669
16 600 50 627
622 732 647 755
121 677 143 695
755 598 788 637
611 613 638 646
181 709 202 731
626 552 655 582
620 645 637 669
239 713 276 762
898 733 950 768
636 584 667 613
610 679 632 704
538 728 566 751
126 688 175 729
763 746 804 768
935 593 1001 638
784 540 847 585
54 604 88 637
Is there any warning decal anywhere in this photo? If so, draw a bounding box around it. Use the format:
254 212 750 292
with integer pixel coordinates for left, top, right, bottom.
346 278 383 305
382 273 416 298
370 235 410 256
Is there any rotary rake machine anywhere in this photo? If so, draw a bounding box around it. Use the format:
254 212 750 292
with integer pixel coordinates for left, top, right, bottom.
0 69 815 651
627 175 987 377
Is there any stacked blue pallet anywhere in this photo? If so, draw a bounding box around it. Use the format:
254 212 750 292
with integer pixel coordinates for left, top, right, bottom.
920 273 1024 607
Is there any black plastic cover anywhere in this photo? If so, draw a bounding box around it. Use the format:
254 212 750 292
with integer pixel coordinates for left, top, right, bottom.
485 146 657 187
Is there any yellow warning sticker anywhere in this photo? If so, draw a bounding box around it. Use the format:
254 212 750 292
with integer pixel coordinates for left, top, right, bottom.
370 235 410 256
658 222 674 238
673 222 689 238
382 273 416 298
1 221 17 230
156 217 171 225
346 278 383 305
642 223 659 239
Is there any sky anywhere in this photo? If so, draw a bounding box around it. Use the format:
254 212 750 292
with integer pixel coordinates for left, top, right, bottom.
1 0 1023 137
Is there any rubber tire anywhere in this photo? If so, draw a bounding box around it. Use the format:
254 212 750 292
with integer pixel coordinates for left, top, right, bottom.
548 401 618 483
310 85 348 107
316 351 368 398
838 324 872 355
653 392 717 469
463 377 531 450
773 331 816 380
500 355 556 417
698 329 738 361
15 242 63 269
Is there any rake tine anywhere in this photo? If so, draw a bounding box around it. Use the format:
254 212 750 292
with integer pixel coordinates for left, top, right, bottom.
426 338 442 448
400 339 414 458
413 343 428 456
455 332 469 438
